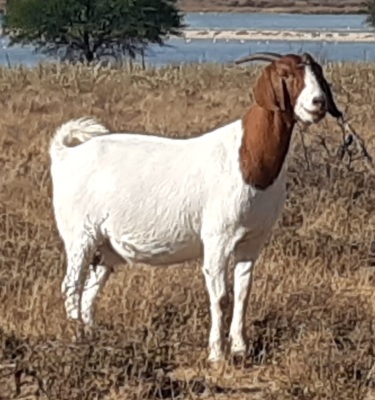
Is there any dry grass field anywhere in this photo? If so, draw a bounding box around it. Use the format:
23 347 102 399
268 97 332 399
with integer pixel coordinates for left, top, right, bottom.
1 61 375 399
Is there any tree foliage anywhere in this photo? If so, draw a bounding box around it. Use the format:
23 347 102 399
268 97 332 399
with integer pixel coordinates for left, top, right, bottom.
362 0 375 28
4 0 184 63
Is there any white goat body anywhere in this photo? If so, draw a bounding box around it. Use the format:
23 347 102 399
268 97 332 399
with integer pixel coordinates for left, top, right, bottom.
51 118 284 264
50 117 286 361
50 52 340 362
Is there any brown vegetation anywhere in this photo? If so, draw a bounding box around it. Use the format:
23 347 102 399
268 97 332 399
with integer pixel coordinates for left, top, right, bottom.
178 0 365 14
0 62 375 399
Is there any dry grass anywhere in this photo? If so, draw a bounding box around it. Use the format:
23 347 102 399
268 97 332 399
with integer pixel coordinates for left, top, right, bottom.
0 61 375 399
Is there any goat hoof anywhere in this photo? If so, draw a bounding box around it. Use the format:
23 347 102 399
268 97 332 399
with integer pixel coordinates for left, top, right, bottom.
66 309 80 321
207 357 226 373
80 312 94 327
229 336 247 354
207 349 225 365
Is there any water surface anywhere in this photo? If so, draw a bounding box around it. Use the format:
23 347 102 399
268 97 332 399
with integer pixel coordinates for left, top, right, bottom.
0 12 374 67
183 12 369 31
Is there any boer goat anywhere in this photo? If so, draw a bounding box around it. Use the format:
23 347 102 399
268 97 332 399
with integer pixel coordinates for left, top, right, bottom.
49 52 342 362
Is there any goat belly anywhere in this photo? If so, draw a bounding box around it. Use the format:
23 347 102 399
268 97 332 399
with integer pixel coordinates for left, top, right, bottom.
107 226 203 266
98 182 205 265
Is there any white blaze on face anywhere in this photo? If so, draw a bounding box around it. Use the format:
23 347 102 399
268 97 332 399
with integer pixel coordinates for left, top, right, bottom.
294 64 327 125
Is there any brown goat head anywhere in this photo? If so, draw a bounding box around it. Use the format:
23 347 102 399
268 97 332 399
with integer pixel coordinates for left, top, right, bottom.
236 52 342 124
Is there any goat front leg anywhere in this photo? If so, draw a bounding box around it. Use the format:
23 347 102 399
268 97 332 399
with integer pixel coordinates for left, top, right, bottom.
229 259 255 356
202 238 231 363
80 264 111 326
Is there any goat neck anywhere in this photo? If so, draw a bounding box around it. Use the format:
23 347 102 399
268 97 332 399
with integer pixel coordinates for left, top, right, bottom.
239 104 295 191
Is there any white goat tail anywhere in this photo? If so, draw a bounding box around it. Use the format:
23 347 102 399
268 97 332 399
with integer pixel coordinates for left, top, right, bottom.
50 117 110 157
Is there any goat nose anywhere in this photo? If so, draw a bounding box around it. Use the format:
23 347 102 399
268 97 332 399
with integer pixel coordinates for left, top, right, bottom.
312 96 326 108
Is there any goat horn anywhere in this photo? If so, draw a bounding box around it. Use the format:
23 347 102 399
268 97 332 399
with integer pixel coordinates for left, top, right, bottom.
234 52 282 65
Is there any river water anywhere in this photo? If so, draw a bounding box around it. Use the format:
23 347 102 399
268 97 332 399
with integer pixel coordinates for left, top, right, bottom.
0 12 374 67
184 12 369 31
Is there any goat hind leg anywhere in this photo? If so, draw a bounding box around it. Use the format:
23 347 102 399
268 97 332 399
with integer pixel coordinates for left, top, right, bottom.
80 264 111 326
61 236 95 322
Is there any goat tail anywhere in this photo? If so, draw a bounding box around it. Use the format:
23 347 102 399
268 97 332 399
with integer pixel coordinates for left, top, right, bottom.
50 117 110 158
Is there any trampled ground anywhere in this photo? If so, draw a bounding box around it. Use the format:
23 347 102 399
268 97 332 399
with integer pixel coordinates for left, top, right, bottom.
0 62 375 399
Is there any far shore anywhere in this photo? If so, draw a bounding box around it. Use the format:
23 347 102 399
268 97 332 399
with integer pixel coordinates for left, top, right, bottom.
0 8 366 16
180 29 375 42
0 2 367 15
179 7 364 15
177 0 364 14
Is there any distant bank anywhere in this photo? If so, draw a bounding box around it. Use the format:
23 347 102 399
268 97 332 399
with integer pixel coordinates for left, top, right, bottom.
178 0 364 15
0 0 366 15
182 29 375 42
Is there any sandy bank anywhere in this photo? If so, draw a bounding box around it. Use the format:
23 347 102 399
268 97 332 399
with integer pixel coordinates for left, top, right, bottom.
181 29 375 43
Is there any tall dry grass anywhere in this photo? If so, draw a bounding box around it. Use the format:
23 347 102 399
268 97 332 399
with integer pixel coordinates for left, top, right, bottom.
0 61 375 399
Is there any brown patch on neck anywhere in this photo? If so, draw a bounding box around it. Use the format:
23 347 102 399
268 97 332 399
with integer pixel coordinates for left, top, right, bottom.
239 105 295 190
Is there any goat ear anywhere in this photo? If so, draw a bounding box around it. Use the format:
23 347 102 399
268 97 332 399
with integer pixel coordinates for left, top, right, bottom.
253 64 289 112
321 79 343 119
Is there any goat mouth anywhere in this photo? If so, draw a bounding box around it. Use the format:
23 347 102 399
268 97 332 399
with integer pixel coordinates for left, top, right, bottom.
303 107 326 118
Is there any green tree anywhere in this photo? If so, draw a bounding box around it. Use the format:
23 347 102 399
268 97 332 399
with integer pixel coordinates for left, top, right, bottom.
4 0 184 63
362 0 375 28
